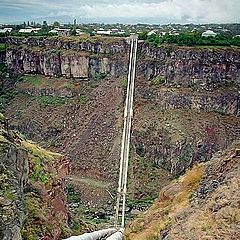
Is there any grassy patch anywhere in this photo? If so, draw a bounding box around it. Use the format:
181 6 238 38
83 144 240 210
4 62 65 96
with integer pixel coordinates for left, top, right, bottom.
125 164 205 240
78 94 89 104
150 76 164 86
22 140 60 184
120 78 128 88
93 72 108 81
32 95 66 107
0 43 6 52
22 75 43 86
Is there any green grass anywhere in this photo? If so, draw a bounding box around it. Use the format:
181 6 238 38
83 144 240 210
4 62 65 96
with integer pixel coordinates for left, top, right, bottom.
150 76 164 86
120 78 128 88
32 95 66 107
78 94 89 104
0 43 6 52
93 72 107 81
22 75 43 86
22 140 60 184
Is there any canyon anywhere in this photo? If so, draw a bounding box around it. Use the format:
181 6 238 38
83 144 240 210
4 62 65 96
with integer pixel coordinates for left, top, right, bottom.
0 35 239 239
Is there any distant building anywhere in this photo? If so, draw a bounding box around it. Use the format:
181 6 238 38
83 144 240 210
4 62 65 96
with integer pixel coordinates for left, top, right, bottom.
4 27 13 32
159 32 167 36
76 29 85 35
147 30 157 36
19 29 34 33
169 32 180 36
49 29 58 34
117 31 126 35
202 30 217 37
96 30 111 36
111 28 119 33
0 28 11 34
19 28 41 34
49 28 70 36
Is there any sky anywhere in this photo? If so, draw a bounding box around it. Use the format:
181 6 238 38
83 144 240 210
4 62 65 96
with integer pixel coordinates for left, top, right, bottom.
0 0 240 24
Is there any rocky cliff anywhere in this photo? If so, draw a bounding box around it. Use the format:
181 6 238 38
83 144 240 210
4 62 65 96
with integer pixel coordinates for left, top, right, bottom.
4 37 240 91
0 113 70 240
6 46 127 79
138 44 240 91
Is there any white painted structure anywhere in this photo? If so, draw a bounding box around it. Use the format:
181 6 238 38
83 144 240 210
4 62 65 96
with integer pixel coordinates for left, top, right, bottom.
115 35 138 228
147 30 156 36
202 30 217 37
49 28 70 36
63 228 120 240
19 28 41 34
96 30 112 35
0 28 13 33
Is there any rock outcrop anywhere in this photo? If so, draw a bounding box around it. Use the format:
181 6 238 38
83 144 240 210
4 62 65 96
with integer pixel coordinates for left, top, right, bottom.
137 86 239 116
0 114 70 240
4 37 240 92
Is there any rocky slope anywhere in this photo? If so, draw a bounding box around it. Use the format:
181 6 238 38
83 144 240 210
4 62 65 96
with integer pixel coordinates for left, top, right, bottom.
0 113 70 240
125 143 240 240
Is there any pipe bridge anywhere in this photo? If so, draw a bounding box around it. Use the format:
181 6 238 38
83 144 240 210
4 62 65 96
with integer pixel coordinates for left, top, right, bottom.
64 35 138 240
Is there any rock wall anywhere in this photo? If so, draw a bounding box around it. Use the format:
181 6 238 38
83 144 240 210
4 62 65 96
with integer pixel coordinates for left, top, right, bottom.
137 87 239 116
6 47 127 78
0 52 5 63
5 37 240 90
6 36 129 54
138 44 240 90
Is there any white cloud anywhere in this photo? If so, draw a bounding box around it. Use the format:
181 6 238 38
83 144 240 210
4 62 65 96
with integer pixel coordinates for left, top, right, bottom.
78 0 240 23
0 0 240 23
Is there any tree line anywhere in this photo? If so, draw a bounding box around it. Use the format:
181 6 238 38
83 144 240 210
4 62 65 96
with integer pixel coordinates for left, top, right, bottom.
139 31 240 47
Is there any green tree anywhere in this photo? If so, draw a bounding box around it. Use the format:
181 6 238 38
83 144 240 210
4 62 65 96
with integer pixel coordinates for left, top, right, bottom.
42 20 48 31
53 21 60 28
139 31 148 40
70 27 77 36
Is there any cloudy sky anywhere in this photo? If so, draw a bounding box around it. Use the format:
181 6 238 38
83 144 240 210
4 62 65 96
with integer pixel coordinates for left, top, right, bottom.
1 0 240 24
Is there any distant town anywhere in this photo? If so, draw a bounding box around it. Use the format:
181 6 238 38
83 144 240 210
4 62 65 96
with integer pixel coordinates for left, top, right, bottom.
1 21 240 47
0 20 240 36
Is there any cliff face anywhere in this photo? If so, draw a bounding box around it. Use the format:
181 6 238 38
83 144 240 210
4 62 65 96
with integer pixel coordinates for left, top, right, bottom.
137 86 239 116
6 36 129 54
5 37 240 91
6 47 127 79
138 44 240 90
0 114 70 240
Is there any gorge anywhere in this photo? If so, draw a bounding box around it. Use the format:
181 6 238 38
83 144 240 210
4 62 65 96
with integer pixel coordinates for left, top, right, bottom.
0 35 239 239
